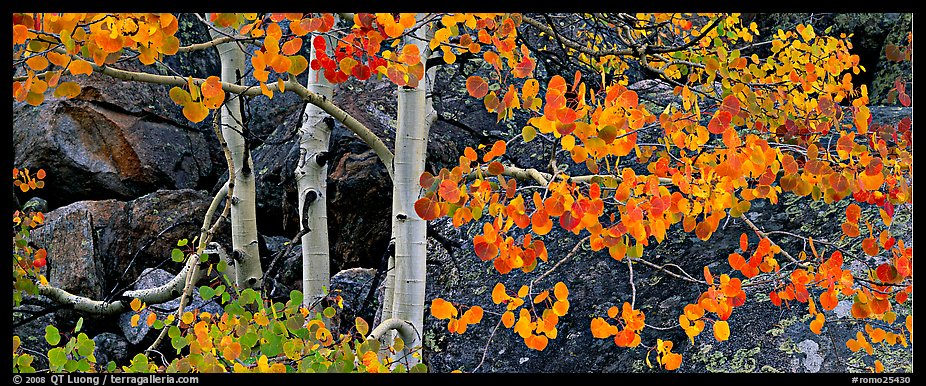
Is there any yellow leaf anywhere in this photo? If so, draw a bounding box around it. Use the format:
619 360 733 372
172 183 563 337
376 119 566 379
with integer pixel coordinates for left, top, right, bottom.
713 320 730 341
181 311 194 325
53 81 81 99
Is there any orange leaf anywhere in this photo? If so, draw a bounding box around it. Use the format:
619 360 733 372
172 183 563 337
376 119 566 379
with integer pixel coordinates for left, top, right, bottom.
182 101 209 123
707 111 732 134
728 253 746 271
14 24 29 45
430 298 458 320
438 180 461 202
554 282 569 300
525 334 548 351
662 352 682 371
841 222 860 238
462 306 483 324
820 289 838 311
552 300 570 316
810 312 824 334
533 290 549 304
281 37 303 56
200 76 224 99
502 311 515 328
223 342 242 362
487 161 505 176
530 209 553 235
492 283 507 304
466 76 489 99
720 94 741 115
414 197 440 221
26 55 49 71
473 236 499 261
694 221 712 241
861 238 879 256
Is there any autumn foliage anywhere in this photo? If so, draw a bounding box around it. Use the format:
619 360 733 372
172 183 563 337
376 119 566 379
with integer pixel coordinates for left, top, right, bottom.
13 12 912 373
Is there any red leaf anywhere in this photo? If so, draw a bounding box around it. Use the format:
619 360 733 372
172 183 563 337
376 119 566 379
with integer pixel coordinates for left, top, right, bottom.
559 210 580 232
708 111 732 134
466 76 488 99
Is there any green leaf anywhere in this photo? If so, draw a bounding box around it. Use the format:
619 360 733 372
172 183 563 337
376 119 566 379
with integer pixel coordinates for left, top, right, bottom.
17 353 33 368
323 307 336 319
77 358 91 372
392 364 408 373
107 361 117 372
45 325 61 346
240 289 257 305
75 317 84 333
48 347 67 368
285 313 306 333
261 332 283 357
289 290 304 307
171 336 186 353
199 286 215 300
221 292 230 304
240 331 259 348
410 363 429 373
171 248 185 262
393 336 405 352
76 333 94 357
130 353 149 372
167 325 181 339
217 260 228 273
177 238 188 247
152 320 164 330
65 358 79 372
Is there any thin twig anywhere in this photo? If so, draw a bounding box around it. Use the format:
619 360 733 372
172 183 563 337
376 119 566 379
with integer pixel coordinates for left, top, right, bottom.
629 257 708 285
472 316 504 373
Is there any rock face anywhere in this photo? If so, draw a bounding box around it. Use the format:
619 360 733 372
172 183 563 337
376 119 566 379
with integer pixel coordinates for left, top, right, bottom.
12 92 225 210
30 189 223 303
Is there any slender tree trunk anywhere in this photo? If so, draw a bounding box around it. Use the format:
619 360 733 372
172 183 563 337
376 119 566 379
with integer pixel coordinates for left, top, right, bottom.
296 33 334 310
388 14 435 366
211 28 263 289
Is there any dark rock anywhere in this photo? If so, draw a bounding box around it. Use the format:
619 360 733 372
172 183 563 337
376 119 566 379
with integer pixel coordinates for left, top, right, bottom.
12 301 57 370
329 268 379 329
261 235 303 298
30 189 227 305
92 332 130 366
13 91 225 211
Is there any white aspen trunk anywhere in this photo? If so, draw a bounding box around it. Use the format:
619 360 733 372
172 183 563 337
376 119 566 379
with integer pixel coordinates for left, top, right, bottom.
389 14 435 366
296 33 334 310
211 28 263 289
